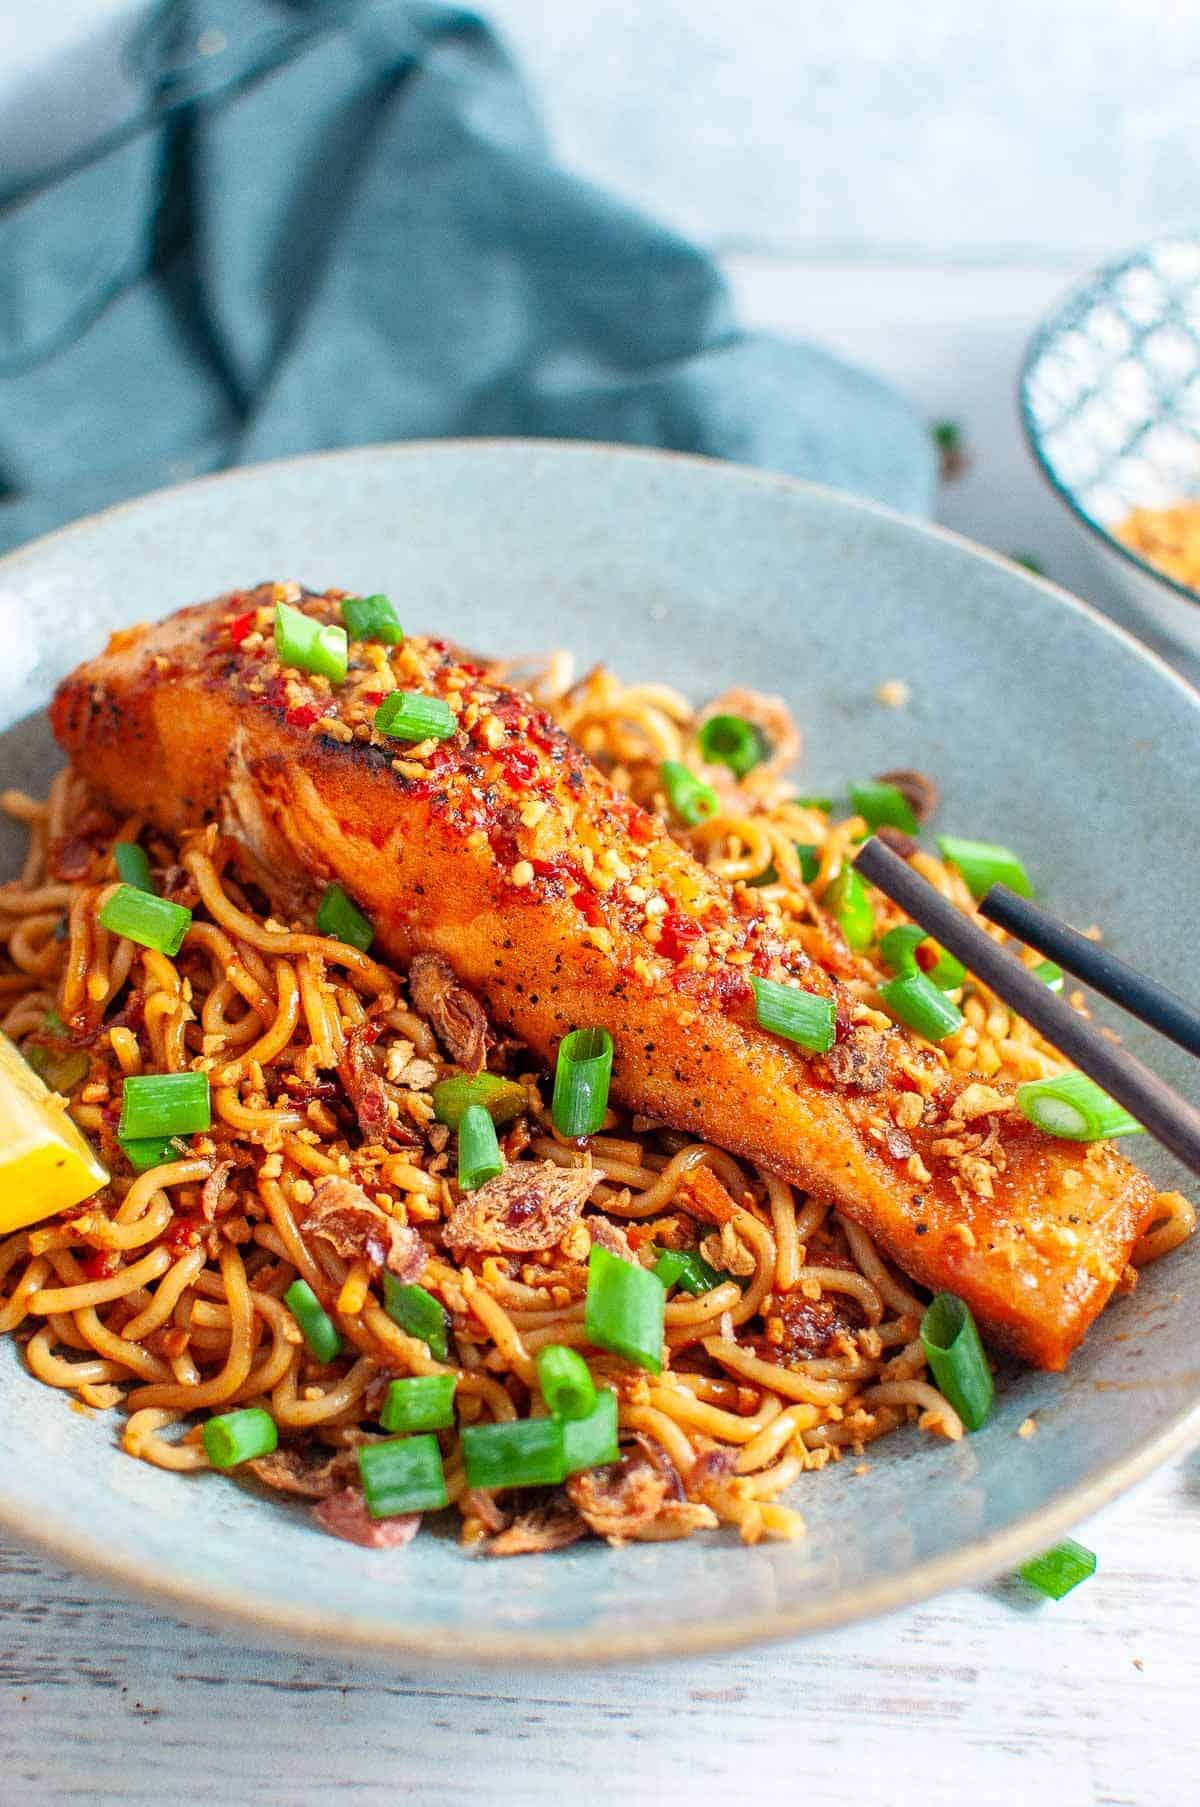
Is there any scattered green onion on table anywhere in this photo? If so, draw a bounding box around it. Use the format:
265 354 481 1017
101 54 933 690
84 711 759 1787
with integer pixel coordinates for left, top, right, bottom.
1017 1538 1097 1599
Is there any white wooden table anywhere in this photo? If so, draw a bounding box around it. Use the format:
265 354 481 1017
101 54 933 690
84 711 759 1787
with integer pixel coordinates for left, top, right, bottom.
2 249 1197 1806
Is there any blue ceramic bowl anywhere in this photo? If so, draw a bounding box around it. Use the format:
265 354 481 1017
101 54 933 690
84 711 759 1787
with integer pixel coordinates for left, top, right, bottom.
1 441 1199 1663
1021 236 1200 655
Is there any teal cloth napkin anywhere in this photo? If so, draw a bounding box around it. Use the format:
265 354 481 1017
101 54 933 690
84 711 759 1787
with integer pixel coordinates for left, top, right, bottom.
0 0 934 553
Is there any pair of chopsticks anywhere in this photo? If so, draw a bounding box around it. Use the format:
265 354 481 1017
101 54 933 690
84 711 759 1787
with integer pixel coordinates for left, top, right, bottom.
854 836 1200 1178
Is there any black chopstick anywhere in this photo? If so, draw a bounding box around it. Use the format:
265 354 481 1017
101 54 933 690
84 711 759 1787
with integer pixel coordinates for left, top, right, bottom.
978 884 1200 1059
854 836 1200 1179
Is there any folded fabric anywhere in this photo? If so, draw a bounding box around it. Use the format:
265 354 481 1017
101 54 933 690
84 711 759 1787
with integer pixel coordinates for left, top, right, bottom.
0 0 934 555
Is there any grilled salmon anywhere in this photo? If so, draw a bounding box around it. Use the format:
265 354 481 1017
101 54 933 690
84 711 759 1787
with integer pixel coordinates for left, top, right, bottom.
51 583 1159 1369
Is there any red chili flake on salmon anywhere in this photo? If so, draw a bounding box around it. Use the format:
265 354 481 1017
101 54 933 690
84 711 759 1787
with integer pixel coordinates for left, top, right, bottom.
287 702 322 729
229 611 257 646
658 909 706 963
499 745 540 786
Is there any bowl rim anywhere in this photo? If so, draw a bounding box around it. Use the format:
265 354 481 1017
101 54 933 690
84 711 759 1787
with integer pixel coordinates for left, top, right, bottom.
1018 236 1200 614
3 434 1200 1666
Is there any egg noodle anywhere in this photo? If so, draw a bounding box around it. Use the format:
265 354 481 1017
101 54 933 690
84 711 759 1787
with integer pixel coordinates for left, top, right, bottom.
0 662 1190 1553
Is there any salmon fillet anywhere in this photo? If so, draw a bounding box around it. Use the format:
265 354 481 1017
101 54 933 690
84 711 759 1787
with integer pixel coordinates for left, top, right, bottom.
51 583 1159 1369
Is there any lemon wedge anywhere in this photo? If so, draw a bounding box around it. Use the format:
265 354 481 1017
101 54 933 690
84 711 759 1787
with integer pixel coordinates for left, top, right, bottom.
0 1030 108 1233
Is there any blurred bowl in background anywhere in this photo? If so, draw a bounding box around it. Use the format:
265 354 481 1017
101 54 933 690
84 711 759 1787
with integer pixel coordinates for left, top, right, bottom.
1020 237 1200 656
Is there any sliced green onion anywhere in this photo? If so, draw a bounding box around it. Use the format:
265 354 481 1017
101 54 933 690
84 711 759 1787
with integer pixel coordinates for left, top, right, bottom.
878 923 965 991
652 1247 726 1295
457 1103 503 1191
796 795 834 813
1017 1538 1096 1600
341 592 404 645
697 713 767 778
924 945 967 990
358 1434 449 1516
374 691 456 742
461 1417 566 1490
284 1278 343 1364
552 1027 614 1137
850 782 918 836
274 600 348 683
432 1072 528 1129
750 975 836 1053
382 1275 449 1361
203 1406 278 1469
379 1373 457 1434
880 971 964 1042
936 834 1033 900
584 1245 664 1373
660 760 718 827
795 843 821 884
878 923 925 974
119 1134 187 1174
1016 1072 1144 1142
1033 958 1064 992
23 1040 90 1095
98 885 191 956
825 863 875 951
535 1344 598 1421
749 842 820 888
563 1386 619 1474
315 883 373 953
920 1292 994 1431
118 1071 211 1140
113 841 154 893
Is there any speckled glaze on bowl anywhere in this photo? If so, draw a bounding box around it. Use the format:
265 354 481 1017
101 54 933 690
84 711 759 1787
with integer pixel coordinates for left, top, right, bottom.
1020 237 1200 656
1 440 1198 1667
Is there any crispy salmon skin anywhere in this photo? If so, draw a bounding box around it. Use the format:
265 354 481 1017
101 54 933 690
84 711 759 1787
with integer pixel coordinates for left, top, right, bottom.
51 583 1159 1369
